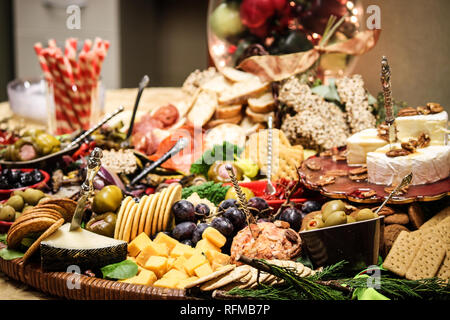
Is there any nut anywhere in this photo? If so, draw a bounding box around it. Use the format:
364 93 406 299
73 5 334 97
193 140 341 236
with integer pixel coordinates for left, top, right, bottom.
372 206 396 216
386 149 410 157
427 102 444 114
285 229 299 244
360 190 377 199
384 184 409 195
349 174 368 181
274 220 290 229
316 175 336 186
401 142 416 153
417 106 431 115
306 160 322 171
349 166 367 175
417 133 431 148
332 154 347 162
397 107 418 117
325 169 348 177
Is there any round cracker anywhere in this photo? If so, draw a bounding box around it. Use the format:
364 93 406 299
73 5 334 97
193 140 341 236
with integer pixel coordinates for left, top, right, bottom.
32 204 69 220
23 218 64 263
122 201 138 242
7 217 58 249
38 198 77 221
114 196 132 239
131 196 149 241
144 193 160 236
157 184 177 232
20 208 63 219
162 184 182 231
119 200 137 242
138 194 153 235
152 187 170 236
184 264 236 289
15 212 61 225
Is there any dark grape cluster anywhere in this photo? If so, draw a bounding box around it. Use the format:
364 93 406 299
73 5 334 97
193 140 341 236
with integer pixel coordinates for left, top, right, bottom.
0 169 44 190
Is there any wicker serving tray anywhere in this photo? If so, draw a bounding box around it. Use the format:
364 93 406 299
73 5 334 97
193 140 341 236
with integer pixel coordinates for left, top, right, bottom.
0 244 195 300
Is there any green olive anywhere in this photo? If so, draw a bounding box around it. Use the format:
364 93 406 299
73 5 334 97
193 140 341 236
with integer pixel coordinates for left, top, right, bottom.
225 186 254 201
323 211 347 228
22 189 45 206
321 200 346 222
15 211 21 221
13 190 25 198
22 205 34 213
0 205 16 222
86 212 117 238
356 208 378 221
6 195 24 212
208 161 243 183
92 185 123 214
306 217 324 230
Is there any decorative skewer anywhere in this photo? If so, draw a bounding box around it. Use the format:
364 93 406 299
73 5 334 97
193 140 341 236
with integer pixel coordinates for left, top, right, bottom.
265 116 276 195
70 147 103 231
65 105 125 150
381 56 396 149
375 172 413 216
225 164 260 240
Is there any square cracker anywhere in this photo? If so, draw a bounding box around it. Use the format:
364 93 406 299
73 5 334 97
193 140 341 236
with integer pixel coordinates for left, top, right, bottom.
437 250 450 283
382 231 422 277
405 229 446 281
420 206 450 230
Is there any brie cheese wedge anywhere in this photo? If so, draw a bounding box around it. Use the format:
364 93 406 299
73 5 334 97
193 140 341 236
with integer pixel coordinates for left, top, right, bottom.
367 143 450 186
395 111 448 146
40 223 127 271
346 128 388 165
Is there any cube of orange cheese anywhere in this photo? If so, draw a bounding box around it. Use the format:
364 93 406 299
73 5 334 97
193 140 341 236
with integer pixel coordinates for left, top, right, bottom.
202 227 226 248
195 239 220 254
204 250 231 266
167 257 176 270
170 243 196 259
184 252 208 276
153 232 179 252
172 256 188 272
143 256 167 278
176 276 199 289
194 262 213 278
127 232 152 257
153 277 179 289
136 242 169 266
163 269 188 281
119 269 157 286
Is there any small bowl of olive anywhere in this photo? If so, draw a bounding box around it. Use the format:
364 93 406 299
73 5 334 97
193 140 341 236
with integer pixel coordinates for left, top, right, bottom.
0 168 50 199
299 200 385 271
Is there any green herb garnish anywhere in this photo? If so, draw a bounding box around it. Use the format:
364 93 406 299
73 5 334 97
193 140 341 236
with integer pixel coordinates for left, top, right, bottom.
182 182 231 206
0 234 6 244
100 259 138 280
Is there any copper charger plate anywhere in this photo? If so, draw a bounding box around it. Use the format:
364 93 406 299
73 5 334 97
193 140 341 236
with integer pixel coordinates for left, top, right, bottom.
298 155 450 204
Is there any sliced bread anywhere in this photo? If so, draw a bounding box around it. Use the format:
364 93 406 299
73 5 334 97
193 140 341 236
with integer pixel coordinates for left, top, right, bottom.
221 67 259 82
219 79 270 105
248 91 276 113
214 104 243 119
205 114 243 129
245 107 274 124
187 90 217 127
201 74 233 94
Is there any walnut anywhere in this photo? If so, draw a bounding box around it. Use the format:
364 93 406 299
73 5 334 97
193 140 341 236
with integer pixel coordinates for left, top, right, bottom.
306 160 322 171
417 133 431 148
372 206 396 216
349 173 368 181
317 175 336 186
360 190 377 199
384 184 409 195
349 166 367 175
325 169 348 177
332 154 347 162
427 102 444 114
397 107 418 117
417 106 431 115
386 149 411 157
401 142 416 153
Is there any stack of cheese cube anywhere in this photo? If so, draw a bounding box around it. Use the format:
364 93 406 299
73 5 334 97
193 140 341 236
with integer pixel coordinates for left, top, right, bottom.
121 227 231 289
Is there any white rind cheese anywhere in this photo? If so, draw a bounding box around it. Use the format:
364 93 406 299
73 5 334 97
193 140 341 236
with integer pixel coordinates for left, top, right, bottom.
395 111 448 146
367 144 450 186
346 129 388 165
40 223 127 271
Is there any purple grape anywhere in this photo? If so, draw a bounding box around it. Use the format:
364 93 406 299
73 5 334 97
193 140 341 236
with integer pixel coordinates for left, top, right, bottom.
191 222 210 245
301 201 321 214
218 199 238 212
223 207 246 229
248 197 269 212
172 221 197 241
195 203 210 217
280 207 303 232
172 200 196 223
181 239 194 247
211 217 234 237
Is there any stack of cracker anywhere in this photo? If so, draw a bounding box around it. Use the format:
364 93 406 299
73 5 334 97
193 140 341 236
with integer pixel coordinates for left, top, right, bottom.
114 184 182 242
382 207 450 282
242 129 304 180
181 67 272 130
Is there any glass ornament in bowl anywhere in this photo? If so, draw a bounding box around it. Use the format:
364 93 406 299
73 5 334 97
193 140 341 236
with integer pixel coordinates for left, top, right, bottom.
207 0 365 79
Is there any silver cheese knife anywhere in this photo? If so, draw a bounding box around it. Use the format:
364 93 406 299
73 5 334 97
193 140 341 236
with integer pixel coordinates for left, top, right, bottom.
265 116 276 195
375 172 413 216
69 147 103 231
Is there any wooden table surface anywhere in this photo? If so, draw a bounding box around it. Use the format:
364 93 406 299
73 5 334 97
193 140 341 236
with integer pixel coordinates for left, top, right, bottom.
0 87 184 300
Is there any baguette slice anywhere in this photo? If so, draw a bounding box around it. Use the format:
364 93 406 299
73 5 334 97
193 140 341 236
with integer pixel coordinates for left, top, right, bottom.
245 107 274 123
239 116 266 136
187 90 217 127
206 114 243 129
248 91 276 113
214 104 242 119
221 67 259 82
219 79 270 105
201 74 233 93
